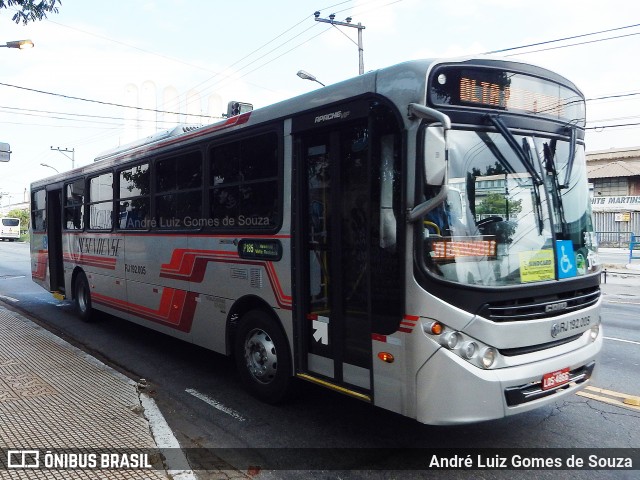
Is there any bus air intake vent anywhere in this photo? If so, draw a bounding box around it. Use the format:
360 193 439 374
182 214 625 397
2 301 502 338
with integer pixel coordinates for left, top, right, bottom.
479 286 600 322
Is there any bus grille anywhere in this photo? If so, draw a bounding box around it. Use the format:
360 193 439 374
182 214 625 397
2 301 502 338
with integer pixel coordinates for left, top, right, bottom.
480 286 600 322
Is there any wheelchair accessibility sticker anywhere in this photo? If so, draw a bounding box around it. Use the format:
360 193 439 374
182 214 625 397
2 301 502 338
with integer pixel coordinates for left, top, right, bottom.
556 240 577 279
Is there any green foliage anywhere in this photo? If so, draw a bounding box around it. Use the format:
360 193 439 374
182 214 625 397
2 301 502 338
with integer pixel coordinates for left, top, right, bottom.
0 0 61 25
5 208 29 229
476 193 522 218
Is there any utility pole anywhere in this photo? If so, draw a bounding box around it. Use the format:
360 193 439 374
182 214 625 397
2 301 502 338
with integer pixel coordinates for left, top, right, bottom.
50 146 75 169
314 12 366 75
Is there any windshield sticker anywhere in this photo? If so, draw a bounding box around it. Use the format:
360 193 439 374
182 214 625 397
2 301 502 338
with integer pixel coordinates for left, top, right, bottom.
556 240 577 279
519 250 555 283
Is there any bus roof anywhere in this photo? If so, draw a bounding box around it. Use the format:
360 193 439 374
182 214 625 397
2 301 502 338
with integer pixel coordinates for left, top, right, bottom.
31 57 582 190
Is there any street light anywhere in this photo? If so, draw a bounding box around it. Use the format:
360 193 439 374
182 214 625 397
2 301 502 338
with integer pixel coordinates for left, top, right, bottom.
1 39 34 49
297 70 325 87
40 163 60 174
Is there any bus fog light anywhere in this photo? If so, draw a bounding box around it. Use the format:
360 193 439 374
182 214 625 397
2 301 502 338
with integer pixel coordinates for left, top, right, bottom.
461 341 477 359
443 332 461 349
589 324 599 341
481 347 497 368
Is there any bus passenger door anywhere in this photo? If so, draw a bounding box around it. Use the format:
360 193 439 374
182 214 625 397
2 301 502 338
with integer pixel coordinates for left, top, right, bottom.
296 114 398 398
46 188 65 294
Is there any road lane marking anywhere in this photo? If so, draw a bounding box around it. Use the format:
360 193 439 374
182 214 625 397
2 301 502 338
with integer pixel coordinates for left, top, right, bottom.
604 298 640 305
185 388 246 422
604 336 640 346
576 386 640 412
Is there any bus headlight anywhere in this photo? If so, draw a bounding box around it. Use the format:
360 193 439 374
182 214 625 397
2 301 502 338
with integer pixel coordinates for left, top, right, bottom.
422 320 501 369
461 341 477 359
443 331 461 349
481 347 497 368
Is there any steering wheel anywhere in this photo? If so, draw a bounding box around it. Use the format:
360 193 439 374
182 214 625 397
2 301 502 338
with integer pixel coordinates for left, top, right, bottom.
477 216 503 227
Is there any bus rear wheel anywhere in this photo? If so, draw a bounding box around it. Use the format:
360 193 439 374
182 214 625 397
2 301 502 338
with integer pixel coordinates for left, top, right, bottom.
234 310 292 404
74 272 94 322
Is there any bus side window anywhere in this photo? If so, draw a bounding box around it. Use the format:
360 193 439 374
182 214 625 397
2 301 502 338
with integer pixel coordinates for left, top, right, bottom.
64 179 85 230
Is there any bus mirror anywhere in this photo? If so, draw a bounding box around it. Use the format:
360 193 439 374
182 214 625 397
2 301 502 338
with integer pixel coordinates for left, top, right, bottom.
424 125 447 185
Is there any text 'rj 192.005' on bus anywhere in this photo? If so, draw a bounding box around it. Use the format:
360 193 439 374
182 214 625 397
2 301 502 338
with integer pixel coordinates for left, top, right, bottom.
30 57 602 425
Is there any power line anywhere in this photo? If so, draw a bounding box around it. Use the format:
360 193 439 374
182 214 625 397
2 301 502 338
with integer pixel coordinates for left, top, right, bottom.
0 81 213 119
586 122 640 131
586 92 640 102
504 31 640 56
188 23 324 104
0 104 210 125
202 26 334 94
485 22 640 54
182 1 356 107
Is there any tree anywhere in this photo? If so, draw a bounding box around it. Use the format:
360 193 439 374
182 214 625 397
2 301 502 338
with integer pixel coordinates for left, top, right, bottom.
476 192 522 219
6 208 29 231
0 0 60 25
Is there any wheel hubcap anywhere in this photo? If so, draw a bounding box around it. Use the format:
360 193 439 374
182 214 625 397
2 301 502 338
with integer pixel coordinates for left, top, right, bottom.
244 328 277 384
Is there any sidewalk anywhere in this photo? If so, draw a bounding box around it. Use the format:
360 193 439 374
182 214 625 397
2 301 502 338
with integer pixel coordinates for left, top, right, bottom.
0 304 192 480
599 261 640 300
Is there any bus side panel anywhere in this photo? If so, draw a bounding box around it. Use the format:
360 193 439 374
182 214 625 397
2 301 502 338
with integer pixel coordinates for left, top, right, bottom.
62 232 125 299
122 233 193 342
186 235 293 355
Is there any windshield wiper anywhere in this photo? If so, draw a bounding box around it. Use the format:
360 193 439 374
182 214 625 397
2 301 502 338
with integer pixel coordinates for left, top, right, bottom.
486 115 544 187
543 140 569 237
486 115 544 234
561 126 577 189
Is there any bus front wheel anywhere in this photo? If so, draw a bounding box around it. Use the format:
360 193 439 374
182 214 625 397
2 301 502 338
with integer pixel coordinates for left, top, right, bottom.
234 310 292 404
74 272 94 322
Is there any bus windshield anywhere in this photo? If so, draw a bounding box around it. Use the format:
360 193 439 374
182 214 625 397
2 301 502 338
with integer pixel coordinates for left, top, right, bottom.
420 128 598 287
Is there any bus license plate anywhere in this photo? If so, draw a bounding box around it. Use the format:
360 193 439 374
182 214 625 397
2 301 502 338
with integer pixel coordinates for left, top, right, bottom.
542 367 570 391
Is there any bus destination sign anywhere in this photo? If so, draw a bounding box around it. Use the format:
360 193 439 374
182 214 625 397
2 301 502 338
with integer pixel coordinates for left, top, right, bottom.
238 239 283 261
429 66 585 126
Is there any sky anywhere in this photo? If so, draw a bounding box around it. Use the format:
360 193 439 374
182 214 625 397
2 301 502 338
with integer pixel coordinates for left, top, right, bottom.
2 0 640 208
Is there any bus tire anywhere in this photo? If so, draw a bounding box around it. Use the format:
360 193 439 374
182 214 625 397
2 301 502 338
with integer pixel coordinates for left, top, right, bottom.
74 272 94 322
234 309 292 404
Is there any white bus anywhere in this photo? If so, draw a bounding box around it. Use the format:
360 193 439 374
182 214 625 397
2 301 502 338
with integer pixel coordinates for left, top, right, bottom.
1 217 21 241
30 58 602 425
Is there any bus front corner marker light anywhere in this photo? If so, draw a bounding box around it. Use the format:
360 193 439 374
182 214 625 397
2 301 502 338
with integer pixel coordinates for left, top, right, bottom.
378 352 394 363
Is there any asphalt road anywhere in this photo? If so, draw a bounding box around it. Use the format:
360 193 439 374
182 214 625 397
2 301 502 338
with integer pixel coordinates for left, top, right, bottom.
1 241 639 479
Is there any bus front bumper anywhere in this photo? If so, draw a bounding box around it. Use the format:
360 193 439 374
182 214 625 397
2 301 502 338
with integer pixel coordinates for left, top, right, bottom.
414 332 602 425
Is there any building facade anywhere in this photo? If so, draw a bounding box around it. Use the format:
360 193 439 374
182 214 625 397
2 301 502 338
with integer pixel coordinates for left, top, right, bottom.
586 147 640 247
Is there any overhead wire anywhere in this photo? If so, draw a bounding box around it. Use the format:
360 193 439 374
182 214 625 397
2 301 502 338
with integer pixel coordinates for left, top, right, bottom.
485 22 640 54
2 13 640 133
181 0 355 107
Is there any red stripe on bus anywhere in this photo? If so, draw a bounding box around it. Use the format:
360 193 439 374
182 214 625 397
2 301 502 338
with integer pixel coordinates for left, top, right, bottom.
63 253 117 270
160 249 237 277
398 327 413 334
372 333 387 342
92 288 198 332
403 314 419 322
159 249 292 309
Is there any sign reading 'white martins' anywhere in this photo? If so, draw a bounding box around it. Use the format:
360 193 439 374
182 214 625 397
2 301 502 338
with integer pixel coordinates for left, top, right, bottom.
591 196 640 212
